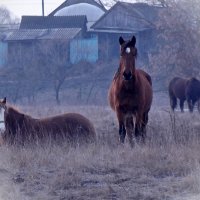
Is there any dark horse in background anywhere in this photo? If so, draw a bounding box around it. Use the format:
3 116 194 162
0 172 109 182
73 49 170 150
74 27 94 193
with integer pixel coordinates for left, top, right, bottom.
108 35 153 147
185 77 200 112
0 98 96 145
168 77 188 112
168 77 200 112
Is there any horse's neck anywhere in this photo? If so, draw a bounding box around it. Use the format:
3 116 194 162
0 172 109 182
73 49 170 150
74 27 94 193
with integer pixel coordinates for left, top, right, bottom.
6 106 20 116
6 106 31 121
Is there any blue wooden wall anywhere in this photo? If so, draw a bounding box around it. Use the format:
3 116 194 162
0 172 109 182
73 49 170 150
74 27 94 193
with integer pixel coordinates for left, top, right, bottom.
70 36 98 64
0 42 7 67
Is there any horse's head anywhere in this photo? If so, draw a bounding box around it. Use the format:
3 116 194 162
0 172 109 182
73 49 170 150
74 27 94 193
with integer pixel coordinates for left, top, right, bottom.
119 35 137 81
0 97 6 112
0 97 6 129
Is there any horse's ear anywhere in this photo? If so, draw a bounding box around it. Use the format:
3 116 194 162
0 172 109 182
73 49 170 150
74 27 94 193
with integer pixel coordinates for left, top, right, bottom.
119 36 125 45
130 35 136 47
1 97 6 104
2 97 6 104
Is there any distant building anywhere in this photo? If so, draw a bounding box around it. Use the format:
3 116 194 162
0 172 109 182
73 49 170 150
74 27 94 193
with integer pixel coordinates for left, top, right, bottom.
3 0 161 68
91 2 161 64
5 16 86 68
0 24 19 67
48 0 106 64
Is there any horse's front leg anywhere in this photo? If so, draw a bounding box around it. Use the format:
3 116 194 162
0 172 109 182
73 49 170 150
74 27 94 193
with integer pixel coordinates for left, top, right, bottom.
116 110 126 144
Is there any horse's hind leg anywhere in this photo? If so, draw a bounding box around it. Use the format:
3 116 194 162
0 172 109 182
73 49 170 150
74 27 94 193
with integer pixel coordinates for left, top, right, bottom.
135 124 146 145
125 117 135 147
180 99 185 112
135 124 140 143
136 112 148 144
142 112 149 143
119 123 126 143
169 89 177 111
170 95 177 111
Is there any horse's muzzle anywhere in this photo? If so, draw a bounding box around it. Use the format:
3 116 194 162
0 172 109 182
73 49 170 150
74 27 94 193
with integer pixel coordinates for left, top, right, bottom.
123 71 133 81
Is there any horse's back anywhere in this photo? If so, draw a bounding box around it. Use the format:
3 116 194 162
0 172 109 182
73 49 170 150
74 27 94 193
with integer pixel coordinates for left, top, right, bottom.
45 113 96 142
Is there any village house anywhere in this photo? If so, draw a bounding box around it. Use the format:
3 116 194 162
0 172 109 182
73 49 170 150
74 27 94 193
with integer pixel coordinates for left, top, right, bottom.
2 0 161 68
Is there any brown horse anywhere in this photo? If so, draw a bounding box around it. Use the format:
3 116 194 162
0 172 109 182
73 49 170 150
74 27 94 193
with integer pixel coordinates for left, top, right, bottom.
108 35 153 147
168 77 188 112
0 98 96 145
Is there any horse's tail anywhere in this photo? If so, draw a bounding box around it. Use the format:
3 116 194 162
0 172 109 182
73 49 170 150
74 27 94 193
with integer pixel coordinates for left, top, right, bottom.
168 78 179 111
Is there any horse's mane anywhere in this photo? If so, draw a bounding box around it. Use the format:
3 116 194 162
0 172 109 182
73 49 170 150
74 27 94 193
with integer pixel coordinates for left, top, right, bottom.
6 104 20 113
113 67 121 80
190 77 199 82
6 104 33 120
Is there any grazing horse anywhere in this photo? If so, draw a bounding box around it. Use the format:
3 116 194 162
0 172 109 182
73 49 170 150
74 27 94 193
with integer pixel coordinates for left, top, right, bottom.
185 77 200 112
168 77 200 112
108 35 153 147
168 77 188 112
0 98 96 145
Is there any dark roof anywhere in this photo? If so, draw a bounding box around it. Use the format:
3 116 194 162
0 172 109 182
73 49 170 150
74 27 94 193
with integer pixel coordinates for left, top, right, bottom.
5 28 81 41
120 2 160 23
91 2 161 33
49 0 106 16
20 15 87 29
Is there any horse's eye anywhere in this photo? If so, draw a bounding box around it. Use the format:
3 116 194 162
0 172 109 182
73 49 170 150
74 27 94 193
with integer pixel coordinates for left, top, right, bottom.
126 48 131 54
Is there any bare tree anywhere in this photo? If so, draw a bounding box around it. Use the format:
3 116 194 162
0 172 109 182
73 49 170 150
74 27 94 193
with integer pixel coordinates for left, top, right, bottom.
37 40 71 105
0 6 12 24
146 0 200 88
0 6 19 25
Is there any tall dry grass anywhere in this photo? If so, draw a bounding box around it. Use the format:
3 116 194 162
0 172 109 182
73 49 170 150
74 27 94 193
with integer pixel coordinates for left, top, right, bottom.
0 105 200 199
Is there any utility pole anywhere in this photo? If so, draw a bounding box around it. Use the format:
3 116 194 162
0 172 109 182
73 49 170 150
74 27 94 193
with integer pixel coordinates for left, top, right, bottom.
42 0 44 16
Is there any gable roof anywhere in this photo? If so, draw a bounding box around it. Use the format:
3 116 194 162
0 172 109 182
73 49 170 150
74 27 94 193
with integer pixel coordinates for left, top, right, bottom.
91 2 160 33
49 0 106 16
20 15 87 29
5 28 81 41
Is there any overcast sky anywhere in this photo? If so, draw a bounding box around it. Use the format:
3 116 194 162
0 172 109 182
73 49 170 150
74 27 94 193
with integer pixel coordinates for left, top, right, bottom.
0 0 64 19
0 0 136 21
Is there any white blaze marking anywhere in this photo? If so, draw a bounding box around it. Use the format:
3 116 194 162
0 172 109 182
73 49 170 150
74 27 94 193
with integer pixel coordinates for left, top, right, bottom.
126 47 131 54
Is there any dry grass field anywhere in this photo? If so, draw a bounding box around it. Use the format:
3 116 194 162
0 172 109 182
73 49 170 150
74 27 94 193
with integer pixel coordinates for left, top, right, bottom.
0 101 200 200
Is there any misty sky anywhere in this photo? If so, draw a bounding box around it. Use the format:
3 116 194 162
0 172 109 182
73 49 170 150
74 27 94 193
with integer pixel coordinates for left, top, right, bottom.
0 0 136 20
0 0 64 19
